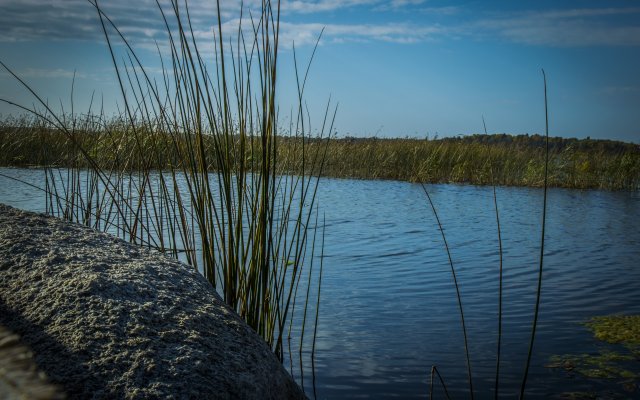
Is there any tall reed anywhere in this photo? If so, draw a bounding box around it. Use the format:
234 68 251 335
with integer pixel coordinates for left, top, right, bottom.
425 70 550 399
0 0 331 371
519 69 550 398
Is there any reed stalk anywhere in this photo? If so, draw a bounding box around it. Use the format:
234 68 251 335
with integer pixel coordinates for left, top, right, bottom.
0 0 331 374
422 183 474 399
429 366 452 400
484 116 504 400
425 71 550 398
519 69 550 399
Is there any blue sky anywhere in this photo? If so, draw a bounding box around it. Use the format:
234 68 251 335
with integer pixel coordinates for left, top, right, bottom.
1 0 639 143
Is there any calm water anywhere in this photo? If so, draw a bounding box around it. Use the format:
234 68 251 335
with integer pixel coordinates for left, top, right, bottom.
1 167 639 398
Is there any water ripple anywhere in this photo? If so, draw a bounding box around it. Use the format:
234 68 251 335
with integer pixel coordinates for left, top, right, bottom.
2 170 639 399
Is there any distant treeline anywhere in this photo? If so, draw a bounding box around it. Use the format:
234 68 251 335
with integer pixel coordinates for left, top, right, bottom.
437 133 639 154
1 120 639 190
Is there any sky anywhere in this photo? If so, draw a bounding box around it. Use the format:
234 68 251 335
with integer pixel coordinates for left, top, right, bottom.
1 0 639 143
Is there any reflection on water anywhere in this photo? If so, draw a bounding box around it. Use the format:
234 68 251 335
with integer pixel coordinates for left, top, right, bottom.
1 167 639 398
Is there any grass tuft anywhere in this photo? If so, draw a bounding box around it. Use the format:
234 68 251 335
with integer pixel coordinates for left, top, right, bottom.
0 0 331 376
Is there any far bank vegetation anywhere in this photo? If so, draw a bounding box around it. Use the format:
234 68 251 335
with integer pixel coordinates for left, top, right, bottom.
1 118 638 190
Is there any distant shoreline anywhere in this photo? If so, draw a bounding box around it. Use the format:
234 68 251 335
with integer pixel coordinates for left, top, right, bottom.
1 126 638 190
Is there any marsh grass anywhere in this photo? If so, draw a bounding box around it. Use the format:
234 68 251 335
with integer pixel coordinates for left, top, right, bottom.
3 122 639 190
306 134 639 190
0 0 332 377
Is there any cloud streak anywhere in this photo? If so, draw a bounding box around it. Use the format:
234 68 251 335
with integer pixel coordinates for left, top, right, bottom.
279 21 444 46
0 67 85 80
282 0 378 14
0 1 639 49
477 7 640 47
374 0 428 12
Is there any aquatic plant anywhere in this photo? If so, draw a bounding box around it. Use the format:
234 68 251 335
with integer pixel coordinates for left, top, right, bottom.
424 70 551 399
0 0 331 379
586 315 640 350
547 352 637 380
546 314 640 396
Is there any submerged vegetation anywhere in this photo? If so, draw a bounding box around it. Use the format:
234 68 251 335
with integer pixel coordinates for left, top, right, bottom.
586 315 640 351
547 315 640 396
1 121 639 190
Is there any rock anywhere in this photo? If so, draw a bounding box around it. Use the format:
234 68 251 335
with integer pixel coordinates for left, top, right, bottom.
0 204 305 399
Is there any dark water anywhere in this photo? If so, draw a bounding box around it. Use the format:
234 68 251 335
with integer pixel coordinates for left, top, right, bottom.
1 167 639 398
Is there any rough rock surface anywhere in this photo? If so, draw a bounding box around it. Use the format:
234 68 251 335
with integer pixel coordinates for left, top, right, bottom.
0 204 305 399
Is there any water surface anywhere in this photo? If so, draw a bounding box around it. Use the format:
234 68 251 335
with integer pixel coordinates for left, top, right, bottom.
1 167 639 398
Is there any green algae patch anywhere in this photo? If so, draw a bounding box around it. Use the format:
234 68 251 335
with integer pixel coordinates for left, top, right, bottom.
585 315 640 350
546 315 640 397
546 352 637 380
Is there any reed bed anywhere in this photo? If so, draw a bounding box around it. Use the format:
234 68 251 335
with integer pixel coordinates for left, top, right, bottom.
301 134 640 190
2 122 638 190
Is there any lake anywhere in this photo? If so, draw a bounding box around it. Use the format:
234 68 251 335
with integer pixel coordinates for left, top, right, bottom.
1 167 639 398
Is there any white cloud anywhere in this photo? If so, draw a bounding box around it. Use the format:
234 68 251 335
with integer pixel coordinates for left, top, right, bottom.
282 0 377 13
0 1 638 50
0 68 86 79
419 6 460 16
0 0 250 43
279 21 444 47
532 7 640 19
0 0 437 46
477 7 640 47
190 15 447 51
391 0 427 6
374 0 427 12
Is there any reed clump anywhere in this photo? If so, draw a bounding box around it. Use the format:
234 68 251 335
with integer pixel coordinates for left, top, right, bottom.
1 0 331 375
